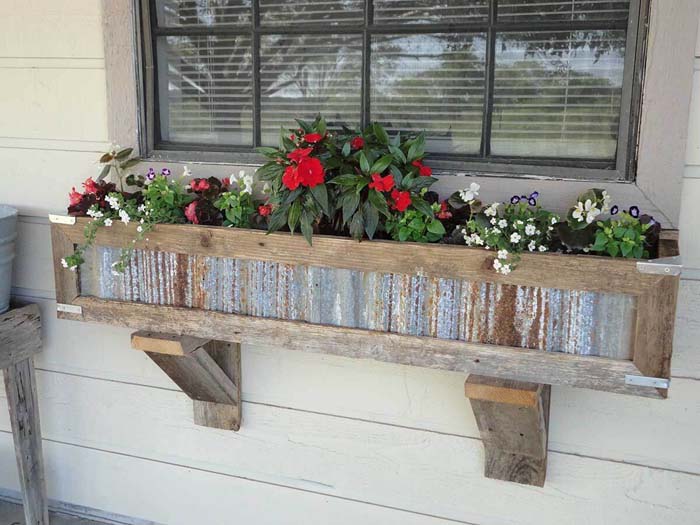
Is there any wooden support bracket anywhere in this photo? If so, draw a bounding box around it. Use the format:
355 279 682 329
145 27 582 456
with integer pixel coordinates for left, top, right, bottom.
131 331 242 431
465 375 550 487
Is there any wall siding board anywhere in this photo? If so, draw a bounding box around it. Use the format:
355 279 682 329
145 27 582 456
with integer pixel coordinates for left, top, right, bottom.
2 371 700 525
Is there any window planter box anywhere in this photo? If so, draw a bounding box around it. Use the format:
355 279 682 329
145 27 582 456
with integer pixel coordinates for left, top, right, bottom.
50 217 680 399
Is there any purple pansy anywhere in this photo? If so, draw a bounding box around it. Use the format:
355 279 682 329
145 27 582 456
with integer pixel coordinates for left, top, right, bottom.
161 168 171 177
629 205 640 218
610 205 619 215
146 168 156 181
510 195 521 204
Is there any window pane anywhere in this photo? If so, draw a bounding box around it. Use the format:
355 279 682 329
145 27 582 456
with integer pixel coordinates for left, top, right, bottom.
491 31 626 160
371 33 486 155
373 0 489 24
260 34 363 146
155 0 251 27
259 0 364 26
157 36 253 145
498 0 630 23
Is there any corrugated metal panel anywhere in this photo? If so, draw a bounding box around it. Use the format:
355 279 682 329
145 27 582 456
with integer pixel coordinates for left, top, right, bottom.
81 247 635 359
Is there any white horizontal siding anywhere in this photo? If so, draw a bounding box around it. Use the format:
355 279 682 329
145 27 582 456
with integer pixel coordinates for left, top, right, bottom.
0 3 699 524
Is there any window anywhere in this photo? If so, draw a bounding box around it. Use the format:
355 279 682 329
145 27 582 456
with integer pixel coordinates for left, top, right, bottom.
140 0 647 180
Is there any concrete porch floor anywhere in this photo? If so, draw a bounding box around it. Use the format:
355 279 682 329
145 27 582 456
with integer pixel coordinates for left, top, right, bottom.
0 499 111 525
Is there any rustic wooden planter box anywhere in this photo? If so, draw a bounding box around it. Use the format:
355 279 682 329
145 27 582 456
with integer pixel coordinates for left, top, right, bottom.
50 217 681 399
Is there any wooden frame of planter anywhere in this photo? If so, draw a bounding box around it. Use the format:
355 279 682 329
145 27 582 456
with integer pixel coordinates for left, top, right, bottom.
50 216 681 486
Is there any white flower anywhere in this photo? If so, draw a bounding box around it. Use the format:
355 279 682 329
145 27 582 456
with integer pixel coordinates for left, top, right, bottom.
499 264 512 275
137 204 147 213
572 199 601 224
515 220 524 226
119 209 130 225
459 182 480 203
510 232 521 244
497 249 508 260
535 229 541 235
551 216 558 225
105 195 120 211
498 219 508 229
470 233 484 246
484 203 500 217
601 190 611 213
61 258 69 268
538 245 548 252
182 166 192 178
241 174 254 195
528 240 536 252
70 266 77 272
490 218 497 225
493 258 502 271
491 227 501 235
137 226 143 233
104 218 113 227
525 224 536 236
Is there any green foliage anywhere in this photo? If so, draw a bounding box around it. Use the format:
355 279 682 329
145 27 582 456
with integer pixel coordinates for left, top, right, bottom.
97 146 141 191
142 176 192 224
214 190 256 228
385 203 446 243
590 212 650 259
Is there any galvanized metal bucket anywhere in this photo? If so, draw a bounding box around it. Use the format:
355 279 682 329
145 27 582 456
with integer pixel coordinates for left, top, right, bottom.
0 205 18 314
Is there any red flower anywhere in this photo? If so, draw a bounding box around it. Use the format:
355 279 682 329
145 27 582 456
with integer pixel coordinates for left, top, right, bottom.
304 133 323 144
350 136 365 150
297 157 325 188
258 204 272 217
368 173 394 192
437 201 452 220
69 188 83 206
221 177 230 188
289 134 296 141
282 165 302 191
83 177 99 194
412 160 432 177
184 201 199 224
390 189 411 212
287 147 314 164
190 178 210 192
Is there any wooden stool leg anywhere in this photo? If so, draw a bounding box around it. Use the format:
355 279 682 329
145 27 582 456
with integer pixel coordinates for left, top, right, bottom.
3 357 49 525
465 375 550 487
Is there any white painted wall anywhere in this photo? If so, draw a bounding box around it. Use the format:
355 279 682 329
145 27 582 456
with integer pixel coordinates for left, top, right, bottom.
1 3 700 524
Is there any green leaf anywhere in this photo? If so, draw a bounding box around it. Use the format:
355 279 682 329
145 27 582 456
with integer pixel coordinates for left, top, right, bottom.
120 158 141 170
349 210 364 240
300 211 314 246
288 201 301 233
267 205 288 233
388 165 403 186
411 197 433 218
373 123 390 145
410 176 437 191
368 189 390 217
284 188 302 204
342 141 351 157
99 152 114 163
399 227 410 242
364 202 379 239
328 174 359 187
316 117 327 136
310 184 329 216
295 118 312 133
607 243 620 257
97 164 111 182
427 219 446 235
359 151 370 174
256 147 282 158
388 145 406 164
343 192 360 224
370 154 394 175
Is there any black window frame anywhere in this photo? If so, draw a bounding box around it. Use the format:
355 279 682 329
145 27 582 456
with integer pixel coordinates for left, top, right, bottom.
136 0 650 181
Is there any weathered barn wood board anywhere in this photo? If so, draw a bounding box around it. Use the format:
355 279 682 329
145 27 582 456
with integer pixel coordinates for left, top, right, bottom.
82 246 636 360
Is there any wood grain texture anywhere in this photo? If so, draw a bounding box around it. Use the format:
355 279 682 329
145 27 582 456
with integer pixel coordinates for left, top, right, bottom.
0 304 42 370
50 225 79 305
466 375 550 487
131 331 209 356
193 341 241 431
63 296 662 398
3 358 49 525
57 220 664 296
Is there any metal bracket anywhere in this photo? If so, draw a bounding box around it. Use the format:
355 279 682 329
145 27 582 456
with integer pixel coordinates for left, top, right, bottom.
636 255 682 276
625 375 670 389
56 303 82 315
48 214 76 225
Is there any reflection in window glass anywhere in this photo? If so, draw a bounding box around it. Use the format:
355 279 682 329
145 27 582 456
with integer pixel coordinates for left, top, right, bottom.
497 0 630 23
157 36 254 145
260 34 363 146
371 34 486 154
155 0 252 27
259 0 364 26
491 31 626 159
373 0 488 24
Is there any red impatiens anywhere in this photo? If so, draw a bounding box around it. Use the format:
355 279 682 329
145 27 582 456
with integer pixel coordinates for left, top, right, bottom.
258 204 272 217
303 133 324 144
350 136 365 150
184 201 199 224
83 177 100 194
390 189 411 212
437 201 452 220
368 173 394 192
412 160 432 177
69 188 83 206
282 148 326 190
190 178 210 192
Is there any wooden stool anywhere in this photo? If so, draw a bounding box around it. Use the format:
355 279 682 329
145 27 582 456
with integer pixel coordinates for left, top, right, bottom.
0 303 48 524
